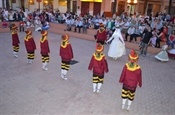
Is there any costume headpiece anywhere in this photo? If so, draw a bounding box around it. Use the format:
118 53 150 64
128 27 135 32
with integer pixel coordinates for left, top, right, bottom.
12 24 17 29
129 50 138 62
41 30 48 36
99 23 104 27
25 30 32 35
96 43 104 52
62 34 69 41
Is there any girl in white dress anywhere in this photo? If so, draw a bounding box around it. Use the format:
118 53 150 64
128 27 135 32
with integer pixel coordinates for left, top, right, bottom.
106 26 126 60
155 45 169 62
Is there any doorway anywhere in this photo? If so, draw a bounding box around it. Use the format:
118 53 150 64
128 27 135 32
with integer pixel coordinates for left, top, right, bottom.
72 1 77 13
118 1 125 15
93 2 101 16
81 2 89 16
147 4 161 16
21 0 25 11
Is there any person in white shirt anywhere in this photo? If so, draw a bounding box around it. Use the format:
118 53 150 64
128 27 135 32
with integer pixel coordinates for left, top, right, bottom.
34 16 42 31
101 18 107 27
130 26 141 42
65 17 72 31
94 18 100 29
122 19 131 36
74 18 83 33
8 12 14 22
125 25 135 41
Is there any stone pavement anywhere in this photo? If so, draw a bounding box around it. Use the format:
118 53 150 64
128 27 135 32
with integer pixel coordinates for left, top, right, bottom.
0 32 175 115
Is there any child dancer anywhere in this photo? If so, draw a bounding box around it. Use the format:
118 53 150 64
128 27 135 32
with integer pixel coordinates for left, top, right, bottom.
40 30 50 71
11 24 20 58
60 34 74 80
24 30 36 64
119 50 142 111
88 43 109 93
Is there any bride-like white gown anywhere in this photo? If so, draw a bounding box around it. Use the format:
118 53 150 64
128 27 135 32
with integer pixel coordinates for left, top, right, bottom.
107 29 126 59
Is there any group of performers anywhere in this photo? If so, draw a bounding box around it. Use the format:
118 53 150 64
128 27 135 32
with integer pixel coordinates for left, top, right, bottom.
89 23 142 111
11 23 142 111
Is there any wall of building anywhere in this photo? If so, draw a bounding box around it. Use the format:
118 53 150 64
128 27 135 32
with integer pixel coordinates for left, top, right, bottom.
0 1 2 8
6 0 174 16
24 0 68 13
53 0 67 13
11 0 21 10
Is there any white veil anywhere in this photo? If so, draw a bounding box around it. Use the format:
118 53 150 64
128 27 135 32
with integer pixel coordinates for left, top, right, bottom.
113 28 121 35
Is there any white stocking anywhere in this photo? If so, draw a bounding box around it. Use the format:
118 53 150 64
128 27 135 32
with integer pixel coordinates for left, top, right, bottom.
61 69 64 78
97 83 102 93
122 99 127 109
93 83 97 92
127 100 132 110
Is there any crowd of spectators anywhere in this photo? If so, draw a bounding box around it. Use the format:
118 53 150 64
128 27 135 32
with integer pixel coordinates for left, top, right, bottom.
0 7 175 49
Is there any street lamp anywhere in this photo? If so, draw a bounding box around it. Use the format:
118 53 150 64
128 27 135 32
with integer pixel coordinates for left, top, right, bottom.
44 0 48 5
29 0 34 5
127 0 137 5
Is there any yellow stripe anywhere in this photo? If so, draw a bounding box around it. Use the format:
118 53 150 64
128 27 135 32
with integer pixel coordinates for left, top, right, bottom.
93 77 98 79
93 80 98 83
61 63 65 65
99 79 104 82
122 94 134 99
64 65 70 68
64 67 70 70
122 95 134 100
122 89 135 95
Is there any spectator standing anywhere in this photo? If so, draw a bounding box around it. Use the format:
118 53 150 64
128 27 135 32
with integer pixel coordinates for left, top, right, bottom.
167 30 175 49
140 26 153 57
19 21 25 32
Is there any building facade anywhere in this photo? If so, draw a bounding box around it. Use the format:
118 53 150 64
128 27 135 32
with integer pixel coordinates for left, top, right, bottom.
0 0 175 16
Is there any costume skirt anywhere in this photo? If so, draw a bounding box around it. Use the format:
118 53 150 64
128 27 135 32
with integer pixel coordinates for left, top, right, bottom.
121 86 136 101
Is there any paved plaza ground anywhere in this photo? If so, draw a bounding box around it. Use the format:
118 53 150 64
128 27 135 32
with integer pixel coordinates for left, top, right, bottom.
0 32 175 115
